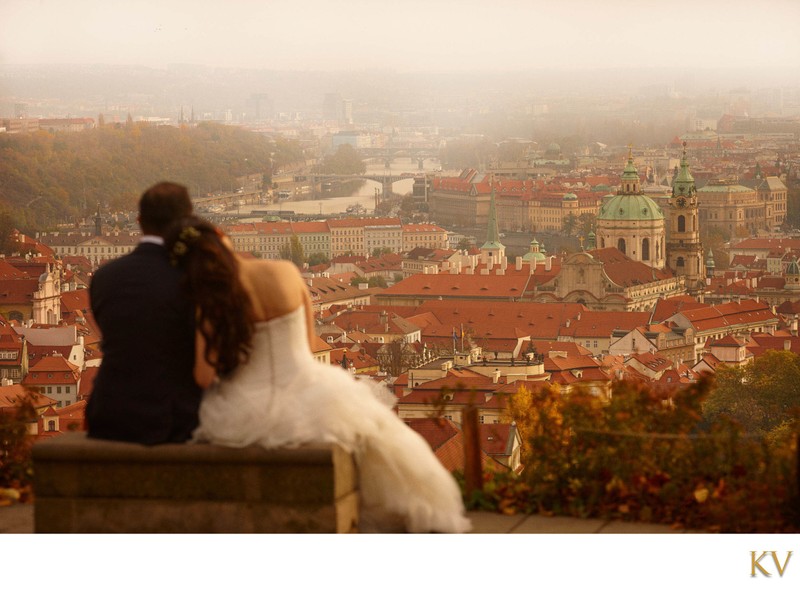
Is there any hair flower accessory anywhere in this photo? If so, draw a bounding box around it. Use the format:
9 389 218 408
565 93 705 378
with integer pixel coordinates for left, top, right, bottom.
180 226 201 241
170 225 201 266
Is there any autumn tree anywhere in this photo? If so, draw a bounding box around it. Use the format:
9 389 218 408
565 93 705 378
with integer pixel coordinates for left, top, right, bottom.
307 252 330 267
578 212 596 238
562 213 578 236
279 234 305 268
703 350 800 435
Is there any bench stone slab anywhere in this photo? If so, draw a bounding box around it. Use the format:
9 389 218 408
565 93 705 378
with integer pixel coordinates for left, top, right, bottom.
33 432 359 533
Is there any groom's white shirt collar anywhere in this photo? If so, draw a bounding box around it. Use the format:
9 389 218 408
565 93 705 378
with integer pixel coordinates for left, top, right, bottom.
139 235 165 246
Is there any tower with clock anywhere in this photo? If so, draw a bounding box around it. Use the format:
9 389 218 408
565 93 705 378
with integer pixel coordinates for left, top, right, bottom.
667 143 706 293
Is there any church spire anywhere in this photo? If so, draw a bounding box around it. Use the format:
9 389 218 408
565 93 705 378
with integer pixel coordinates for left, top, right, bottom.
672 142 696 198
480 174 505 266
620 147 641 194
481 175 503 250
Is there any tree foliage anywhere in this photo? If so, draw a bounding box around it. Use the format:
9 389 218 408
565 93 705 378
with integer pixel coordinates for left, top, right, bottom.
279 234 305 268
704 350 800 435
0 123 304 233
307 252 330 267
319 144 365 175
350 275 387 288
501 377 798 532
439 137 496 170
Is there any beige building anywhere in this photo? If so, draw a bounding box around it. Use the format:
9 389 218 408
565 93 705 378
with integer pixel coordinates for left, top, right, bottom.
697 180 764 237
38 231 140 267
532 249 684 312
401 224 448 252
429 170 603 234
291 222 331 257
754 176 788 230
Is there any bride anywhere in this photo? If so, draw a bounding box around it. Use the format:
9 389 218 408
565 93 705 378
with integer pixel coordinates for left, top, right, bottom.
165 217 471 533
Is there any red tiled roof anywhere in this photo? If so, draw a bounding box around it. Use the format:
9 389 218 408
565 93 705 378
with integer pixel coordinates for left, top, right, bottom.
412 300 587 343
55 399 86 431
381 272 532 300
479 423 515 456
23 356 80 385
60 289 91 312
627 352 673 372
404 417 460 451
558 310 650 338
672 299 777 331
588 248 673 286
709 334 747 347
0 385 57 411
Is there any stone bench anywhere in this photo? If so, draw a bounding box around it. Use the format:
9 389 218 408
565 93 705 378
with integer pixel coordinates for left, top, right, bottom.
32 432 359 533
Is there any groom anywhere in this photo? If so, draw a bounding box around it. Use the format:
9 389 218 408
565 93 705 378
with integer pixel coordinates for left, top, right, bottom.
86 181 202 445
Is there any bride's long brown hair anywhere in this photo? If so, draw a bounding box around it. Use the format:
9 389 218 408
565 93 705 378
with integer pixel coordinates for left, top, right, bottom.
165 216 255 376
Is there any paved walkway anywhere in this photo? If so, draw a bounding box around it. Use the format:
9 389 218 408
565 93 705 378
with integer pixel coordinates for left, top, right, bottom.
0 504 693 534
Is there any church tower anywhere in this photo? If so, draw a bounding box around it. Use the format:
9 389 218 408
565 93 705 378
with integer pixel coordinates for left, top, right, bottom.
480 177 505 267
667 143 705 293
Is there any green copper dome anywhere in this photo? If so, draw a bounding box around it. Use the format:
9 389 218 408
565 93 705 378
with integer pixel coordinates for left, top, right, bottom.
522 237 546 262
621 156 640 182
786 258 800 276
598 193 664 221
599 149 663 221
563 192 578 201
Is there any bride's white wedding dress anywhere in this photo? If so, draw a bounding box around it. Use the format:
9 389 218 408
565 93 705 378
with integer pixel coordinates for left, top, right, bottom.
192 306 471 533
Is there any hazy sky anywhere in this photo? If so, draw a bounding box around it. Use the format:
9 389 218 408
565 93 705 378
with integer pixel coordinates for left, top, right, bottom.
2 0 799 73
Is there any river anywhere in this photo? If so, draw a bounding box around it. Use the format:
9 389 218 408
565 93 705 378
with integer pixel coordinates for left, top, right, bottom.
240 157 452 217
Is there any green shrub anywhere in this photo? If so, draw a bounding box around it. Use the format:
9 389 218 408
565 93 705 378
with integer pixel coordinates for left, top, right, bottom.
0 396 36 492
499 377 799 532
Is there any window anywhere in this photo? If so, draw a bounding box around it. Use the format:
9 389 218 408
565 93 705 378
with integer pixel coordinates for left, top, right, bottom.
48 420 55 432
677 215 686 233
642 238 650 260
617 238 626 254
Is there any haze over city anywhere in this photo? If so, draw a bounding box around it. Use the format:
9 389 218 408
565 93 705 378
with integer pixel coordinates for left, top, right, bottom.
2 0 799 76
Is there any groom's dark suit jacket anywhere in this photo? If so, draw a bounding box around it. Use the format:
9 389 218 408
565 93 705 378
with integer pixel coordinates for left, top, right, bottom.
86 241 202 445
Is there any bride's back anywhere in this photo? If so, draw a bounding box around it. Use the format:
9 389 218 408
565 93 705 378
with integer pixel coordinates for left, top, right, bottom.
237 257 307 323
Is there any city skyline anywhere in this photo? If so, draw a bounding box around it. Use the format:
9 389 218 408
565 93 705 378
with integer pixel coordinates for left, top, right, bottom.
1 0 799 78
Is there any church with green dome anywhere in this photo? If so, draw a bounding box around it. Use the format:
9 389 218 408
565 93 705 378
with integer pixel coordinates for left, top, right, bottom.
596 150 666 269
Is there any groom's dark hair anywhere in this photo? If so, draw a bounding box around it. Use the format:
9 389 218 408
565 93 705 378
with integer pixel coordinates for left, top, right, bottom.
138 182 193 237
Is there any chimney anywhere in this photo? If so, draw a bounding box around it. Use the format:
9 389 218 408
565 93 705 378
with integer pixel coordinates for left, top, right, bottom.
492 369 501 383
545 257 552 271
515 256 523 271
784 339 791 351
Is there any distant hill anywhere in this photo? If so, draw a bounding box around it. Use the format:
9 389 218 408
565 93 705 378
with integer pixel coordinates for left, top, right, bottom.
0 122 304 232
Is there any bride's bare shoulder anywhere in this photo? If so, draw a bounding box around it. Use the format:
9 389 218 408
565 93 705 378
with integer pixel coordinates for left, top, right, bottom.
237 258 306 316
240 257 300 280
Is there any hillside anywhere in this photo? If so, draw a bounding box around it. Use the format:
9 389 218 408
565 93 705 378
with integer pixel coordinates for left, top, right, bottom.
0 122 304 232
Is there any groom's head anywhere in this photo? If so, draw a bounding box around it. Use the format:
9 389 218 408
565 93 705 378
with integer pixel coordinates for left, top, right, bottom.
138 182 194 237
